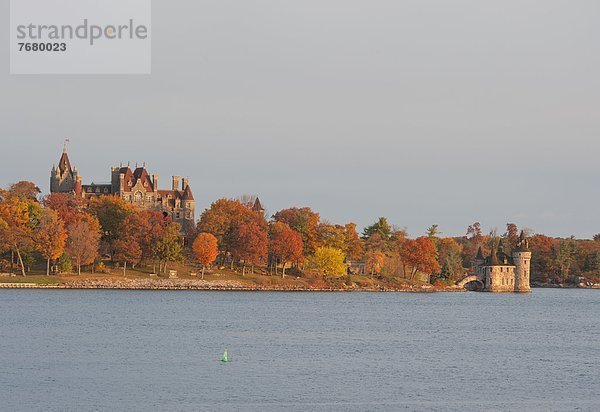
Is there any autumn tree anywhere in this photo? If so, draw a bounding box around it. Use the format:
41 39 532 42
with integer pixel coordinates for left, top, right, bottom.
501 223 519 254
88 196 135 257
42 193 85 226
272 207 320 255
66 216 101 275
192 233 219 278
198 198 267 265
0 195 41 276
436 237 464 281
8 181 41 201
137 210 170 267
233 221 268 275
400 237 440 280
316 223 346 250
365 250 385 277
312 247 346 278
462 222 488 267
36 209 68 275
553 237 578 282
343 223 364 261
269 222 303 276
113 214 144 275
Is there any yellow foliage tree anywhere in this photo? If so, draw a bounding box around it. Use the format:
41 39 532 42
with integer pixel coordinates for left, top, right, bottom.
312 247 346 278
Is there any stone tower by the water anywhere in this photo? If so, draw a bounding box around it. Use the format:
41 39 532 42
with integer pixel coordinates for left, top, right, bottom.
470 231 532 293
512 231 532 293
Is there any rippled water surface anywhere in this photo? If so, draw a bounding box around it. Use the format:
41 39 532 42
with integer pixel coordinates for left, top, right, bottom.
1 289 599 411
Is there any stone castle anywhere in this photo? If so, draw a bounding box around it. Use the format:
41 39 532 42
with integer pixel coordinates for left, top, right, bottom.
50 145 195 230
471 231 531 292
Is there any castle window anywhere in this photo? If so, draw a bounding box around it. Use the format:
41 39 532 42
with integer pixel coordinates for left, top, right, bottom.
134 191 142 202
103 188 109 193
95 188 100 193
146 196 152 202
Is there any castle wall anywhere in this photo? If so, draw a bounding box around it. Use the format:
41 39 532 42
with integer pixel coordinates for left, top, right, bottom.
484 266 516 292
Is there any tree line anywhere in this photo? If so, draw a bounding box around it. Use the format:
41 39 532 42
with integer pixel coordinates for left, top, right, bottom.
1 181 599 284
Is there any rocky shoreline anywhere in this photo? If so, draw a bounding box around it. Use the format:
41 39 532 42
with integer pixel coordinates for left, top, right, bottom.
0 278 462 292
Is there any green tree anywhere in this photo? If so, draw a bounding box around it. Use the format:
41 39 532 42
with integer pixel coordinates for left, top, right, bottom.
363 217 392 239
553 237 578 281
156 222 183 273
426 224 441 238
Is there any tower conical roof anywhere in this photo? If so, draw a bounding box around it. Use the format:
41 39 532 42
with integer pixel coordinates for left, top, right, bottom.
58 150 72 175
489 245 499 266
252 197 263 212
182 184 194 201
516 230 530 252
476 246 484 259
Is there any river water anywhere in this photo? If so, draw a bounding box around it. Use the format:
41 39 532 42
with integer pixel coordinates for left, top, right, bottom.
1 289 598 411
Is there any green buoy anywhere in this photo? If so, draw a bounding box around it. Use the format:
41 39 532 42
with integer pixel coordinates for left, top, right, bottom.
221 349 228 363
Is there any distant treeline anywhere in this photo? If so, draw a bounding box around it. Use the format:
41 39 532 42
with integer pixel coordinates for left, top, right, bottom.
1 181 598 284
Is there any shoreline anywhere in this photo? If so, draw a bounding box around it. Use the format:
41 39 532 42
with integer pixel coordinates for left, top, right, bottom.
0 278 463 292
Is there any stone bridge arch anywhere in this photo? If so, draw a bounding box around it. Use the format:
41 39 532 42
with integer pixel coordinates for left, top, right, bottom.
456 275 484 291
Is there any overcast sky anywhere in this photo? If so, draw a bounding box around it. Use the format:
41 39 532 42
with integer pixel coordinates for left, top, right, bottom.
1 0 598 238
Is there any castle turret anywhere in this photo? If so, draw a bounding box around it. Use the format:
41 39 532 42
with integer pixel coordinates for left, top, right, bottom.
512 231 531 293
50 143 77 194
473 246 485 275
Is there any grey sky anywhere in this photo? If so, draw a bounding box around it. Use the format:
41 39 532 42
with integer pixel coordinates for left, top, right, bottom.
1 0 598 238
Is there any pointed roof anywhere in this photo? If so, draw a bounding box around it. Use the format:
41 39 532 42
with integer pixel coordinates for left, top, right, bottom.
58 149 72 175
489 246 499 266
252 197 263 212
182 184 194 201
516 230 530 252
476 246 484 260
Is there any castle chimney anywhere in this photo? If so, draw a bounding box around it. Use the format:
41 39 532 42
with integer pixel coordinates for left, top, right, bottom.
153 174 158 192
119 173 125 193
172 176 180 191
181 177 188 190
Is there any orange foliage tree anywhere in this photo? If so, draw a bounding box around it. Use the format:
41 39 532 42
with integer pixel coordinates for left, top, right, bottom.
42 193 85 226
192 233 219 278
269 221 303 276
36 209 68 275
198 198 267 267
400 236 440 280
0 195 41 276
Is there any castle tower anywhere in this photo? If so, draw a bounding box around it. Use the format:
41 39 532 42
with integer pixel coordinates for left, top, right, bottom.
181 179 195 230
50 142 77 194
512 231 531 293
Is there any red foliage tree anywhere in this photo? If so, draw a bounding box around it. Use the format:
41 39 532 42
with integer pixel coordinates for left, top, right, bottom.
233 221 268 276
42 193 85 226
272 207 320 255
400 236 440 280
269 222 303 276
